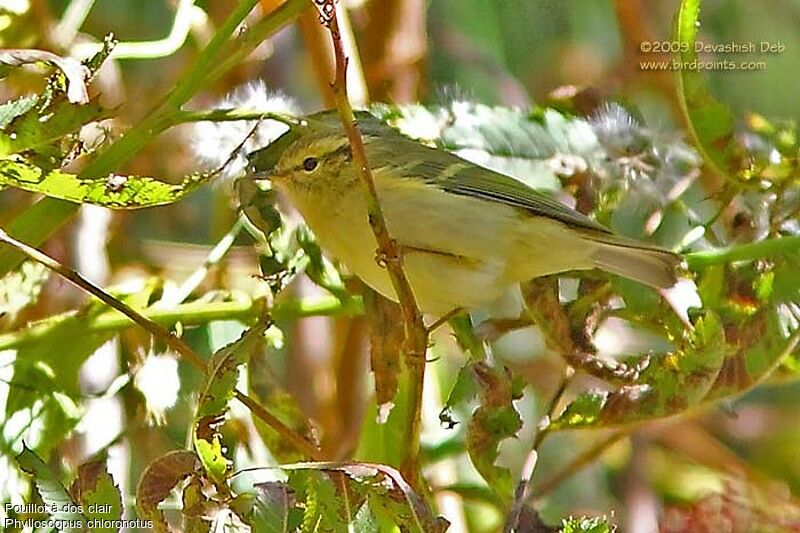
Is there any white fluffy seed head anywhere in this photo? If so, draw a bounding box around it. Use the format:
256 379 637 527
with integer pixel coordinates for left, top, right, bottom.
191 80 301 182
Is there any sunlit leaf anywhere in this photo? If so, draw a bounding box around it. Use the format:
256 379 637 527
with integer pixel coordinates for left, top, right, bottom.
0 158 213 208
675 0 737 180
0 260 48 325
15 444 88 530
552 312 728 429
467 362 522 499
193 319 270 485
68 455 123 533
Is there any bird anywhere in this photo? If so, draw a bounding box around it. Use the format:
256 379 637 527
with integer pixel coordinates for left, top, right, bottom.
257 111 680 316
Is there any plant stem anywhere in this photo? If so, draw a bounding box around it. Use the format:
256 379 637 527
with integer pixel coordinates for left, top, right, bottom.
173 108 299 125
503 368 573 532
533 431 627 500
0 295 364 351
0 229 322 459
684 235 800 269
0 228 204 368
317 0 429 490
0 0 305 277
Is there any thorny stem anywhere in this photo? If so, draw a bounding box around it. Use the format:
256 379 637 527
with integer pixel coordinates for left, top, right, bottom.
316 0 429 490
0 229 321 460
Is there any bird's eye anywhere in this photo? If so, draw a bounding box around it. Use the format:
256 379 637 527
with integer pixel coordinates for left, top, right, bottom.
303 157 318 172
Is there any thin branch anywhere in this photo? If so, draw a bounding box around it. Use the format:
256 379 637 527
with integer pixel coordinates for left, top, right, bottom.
315 0 430 489
503 368 574 532
173 108 300 125
0 227 204 368
533 431 627 500
0 295 362 351
685 235 800 269
0 228 322 460
0 0 306 277
234 390 324 460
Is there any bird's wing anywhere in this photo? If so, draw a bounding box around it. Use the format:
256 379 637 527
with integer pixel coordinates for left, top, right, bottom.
363 128 612 235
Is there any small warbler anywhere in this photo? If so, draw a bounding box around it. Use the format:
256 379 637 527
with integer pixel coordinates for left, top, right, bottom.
253 111 680 315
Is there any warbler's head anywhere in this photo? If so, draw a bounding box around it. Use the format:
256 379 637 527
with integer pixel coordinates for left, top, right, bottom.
268 130 357 193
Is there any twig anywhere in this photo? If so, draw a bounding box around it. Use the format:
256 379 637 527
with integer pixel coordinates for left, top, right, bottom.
0 0 306 277
0 228 321 460
159 218 244 307
315 0 430 489
685 234 800 269
503 368 574 532
534 431 627 499
0 227 204 369
0 295 363 351
234 390 323 460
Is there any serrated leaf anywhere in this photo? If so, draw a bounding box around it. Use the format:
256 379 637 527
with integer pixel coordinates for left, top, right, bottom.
552 312 728 429
136 450 200 533
15 444 88 531
0 158 213 208
193 319 270 485
467 362 522 499
560 515 614 533
0 94 37 129
69 455 123 533
282 461 447 533
5 98 108 157
675 0 737 180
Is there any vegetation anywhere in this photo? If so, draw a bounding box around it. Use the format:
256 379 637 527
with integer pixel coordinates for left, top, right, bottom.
1 0 799 531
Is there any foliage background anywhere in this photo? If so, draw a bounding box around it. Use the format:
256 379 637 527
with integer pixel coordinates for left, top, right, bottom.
1 0 800 531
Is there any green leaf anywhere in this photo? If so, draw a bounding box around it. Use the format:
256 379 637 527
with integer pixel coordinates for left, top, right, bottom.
466 362 522 499
0 94 37 129
231 481 300 533
2 359 81 456
560 515 614 533
675 0 737 180
3 98 108 156
552 312 728 429
193 319 270 485
68 455 123 533
15 444 88 531
0 158 213 208
295 225 349 301
248 346 316 463
136 450 200 532
9 280 157 402
282 461 447 533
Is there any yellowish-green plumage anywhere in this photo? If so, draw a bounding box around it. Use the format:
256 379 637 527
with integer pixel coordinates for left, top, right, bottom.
268 115 680 315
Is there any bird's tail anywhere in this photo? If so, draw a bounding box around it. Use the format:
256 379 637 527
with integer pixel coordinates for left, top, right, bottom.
585 233 681 289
